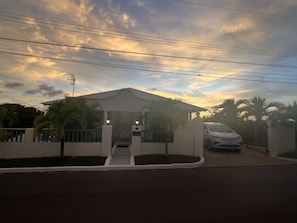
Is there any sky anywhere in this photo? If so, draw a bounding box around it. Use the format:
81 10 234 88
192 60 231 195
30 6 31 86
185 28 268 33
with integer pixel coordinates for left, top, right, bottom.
1 0 297 112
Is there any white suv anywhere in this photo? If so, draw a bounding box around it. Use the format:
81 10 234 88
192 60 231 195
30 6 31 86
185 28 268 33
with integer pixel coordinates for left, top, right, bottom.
203 122 242 151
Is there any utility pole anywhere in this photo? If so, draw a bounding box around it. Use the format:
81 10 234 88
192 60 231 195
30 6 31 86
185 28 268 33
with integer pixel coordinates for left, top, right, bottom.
68 73 76 97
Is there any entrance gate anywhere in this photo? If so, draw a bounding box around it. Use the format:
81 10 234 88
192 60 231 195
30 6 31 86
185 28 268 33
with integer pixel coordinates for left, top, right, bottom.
112 124 132 147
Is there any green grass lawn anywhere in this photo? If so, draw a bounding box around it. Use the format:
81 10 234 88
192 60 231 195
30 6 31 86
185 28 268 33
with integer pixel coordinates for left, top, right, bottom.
279 150 297 159
134 154 200 165
0 156 107 168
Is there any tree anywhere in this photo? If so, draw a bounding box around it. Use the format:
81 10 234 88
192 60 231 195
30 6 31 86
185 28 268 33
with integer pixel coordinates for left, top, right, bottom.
211 99 242 128
34 98 102 157
145 99 188 156
0 103 42 128
284 101 297 122
240 96 269 125
270 100 297 125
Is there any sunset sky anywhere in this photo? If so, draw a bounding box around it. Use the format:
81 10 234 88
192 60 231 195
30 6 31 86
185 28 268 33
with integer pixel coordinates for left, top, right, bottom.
1 0 297 111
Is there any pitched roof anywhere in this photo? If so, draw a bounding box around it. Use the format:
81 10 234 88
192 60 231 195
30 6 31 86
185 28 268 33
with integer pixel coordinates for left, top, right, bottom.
43 88 206 112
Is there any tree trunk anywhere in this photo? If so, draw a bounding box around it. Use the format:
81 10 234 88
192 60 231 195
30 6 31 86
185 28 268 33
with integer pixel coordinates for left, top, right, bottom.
165 141 168 157
164 131 169 157
60 136 65 157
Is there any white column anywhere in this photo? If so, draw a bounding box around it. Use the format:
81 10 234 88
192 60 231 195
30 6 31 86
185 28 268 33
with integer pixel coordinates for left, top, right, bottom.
101 124 112 156
24 128 34 143
194 117 204 157
267 121 296 156
131 125 142 156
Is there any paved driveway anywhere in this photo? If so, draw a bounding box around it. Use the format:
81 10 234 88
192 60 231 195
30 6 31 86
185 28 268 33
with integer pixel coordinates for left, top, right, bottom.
202 147 297 167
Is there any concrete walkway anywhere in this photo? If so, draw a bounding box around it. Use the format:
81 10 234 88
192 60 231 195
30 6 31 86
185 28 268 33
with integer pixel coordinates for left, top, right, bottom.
107 146 131 166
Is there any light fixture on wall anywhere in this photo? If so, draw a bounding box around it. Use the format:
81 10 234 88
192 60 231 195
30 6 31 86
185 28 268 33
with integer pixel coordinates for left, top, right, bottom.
135 120 139 125
106 119 110 125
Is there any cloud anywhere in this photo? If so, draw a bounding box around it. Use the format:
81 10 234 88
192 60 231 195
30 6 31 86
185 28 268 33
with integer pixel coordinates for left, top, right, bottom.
4 82 24 88
41 0 96 24
135 0 156 14
1 0 297 110
25 84 64 97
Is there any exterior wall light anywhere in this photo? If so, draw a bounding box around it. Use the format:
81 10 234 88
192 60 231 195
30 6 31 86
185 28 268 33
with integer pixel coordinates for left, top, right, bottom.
135 120 139 125
106 119 110 125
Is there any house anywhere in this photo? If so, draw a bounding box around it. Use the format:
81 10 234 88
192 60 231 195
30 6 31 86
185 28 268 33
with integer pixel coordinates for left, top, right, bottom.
44 87 205 126
44 88 205 146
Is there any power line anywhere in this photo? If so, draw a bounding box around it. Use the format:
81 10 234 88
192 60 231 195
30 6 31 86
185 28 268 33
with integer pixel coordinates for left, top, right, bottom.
1 50 297 85
1 36 297 83
0 11 297 58
169 0 297 20
1 37 297 69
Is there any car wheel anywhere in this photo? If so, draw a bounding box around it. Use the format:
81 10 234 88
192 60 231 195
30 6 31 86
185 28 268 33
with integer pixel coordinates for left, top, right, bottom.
207 140 213 150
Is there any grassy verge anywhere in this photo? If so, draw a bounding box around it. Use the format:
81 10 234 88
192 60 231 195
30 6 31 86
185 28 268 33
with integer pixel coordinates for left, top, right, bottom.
0 156 107 168
134 154 200 165
279 150 297 159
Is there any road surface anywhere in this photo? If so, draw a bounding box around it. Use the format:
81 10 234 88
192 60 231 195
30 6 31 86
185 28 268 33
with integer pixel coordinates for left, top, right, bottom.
1 165 297 223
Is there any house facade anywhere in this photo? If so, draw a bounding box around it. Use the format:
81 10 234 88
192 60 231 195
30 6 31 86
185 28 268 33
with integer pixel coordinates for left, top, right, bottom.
44 88 205 147
77 88 205 124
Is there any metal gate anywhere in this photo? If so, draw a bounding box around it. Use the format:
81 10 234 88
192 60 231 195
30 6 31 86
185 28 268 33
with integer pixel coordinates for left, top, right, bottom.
112 124 132 147
243 126 268 153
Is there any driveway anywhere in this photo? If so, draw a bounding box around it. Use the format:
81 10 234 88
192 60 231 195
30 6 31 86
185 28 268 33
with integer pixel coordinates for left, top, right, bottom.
202 146 297 167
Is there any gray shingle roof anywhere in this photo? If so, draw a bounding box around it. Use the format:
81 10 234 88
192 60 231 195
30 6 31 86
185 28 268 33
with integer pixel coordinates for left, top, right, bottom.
43 88 206 112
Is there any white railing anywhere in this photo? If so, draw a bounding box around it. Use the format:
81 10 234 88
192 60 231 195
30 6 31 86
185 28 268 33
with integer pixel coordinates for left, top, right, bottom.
35 128 102 143
141 130 173 143
0 128 26 143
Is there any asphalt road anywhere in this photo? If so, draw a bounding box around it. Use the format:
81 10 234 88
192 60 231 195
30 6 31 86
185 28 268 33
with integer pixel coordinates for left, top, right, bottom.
1 165 297 223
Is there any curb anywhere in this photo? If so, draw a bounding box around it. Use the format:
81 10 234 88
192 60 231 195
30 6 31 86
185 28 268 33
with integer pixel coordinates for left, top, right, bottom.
271 155 297 163
0 156 205 174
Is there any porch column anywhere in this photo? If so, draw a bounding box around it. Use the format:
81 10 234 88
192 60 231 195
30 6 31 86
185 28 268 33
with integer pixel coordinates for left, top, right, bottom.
103 110 109 124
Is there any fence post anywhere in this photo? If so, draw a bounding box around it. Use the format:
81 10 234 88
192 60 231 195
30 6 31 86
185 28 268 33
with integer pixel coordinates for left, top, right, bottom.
194 117 203 157
267 120 296 156
101 124 112 157
131 125 142 156
24 128 34 144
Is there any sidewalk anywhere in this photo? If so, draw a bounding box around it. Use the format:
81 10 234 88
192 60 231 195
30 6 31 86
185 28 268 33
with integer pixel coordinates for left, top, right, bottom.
0 152 205 174
1 147 296 174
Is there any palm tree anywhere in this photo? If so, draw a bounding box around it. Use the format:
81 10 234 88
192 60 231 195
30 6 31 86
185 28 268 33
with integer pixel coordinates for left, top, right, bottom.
268 101 297 150
145 99 188 156
212 99 242 128
272 100 297 125
240 96 268 125
34 98 102 157
239 96 272 146
285 101 297 122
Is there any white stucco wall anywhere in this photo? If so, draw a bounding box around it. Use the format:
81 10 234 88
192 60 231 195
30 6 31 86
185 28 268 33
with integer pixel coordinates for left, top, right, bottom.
0 128 103 159
1 118 204 159
267 121 296 156
0 142 61 158
139 143 165 155
64 143 102 156
136 117 203 157
101 125 112 156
